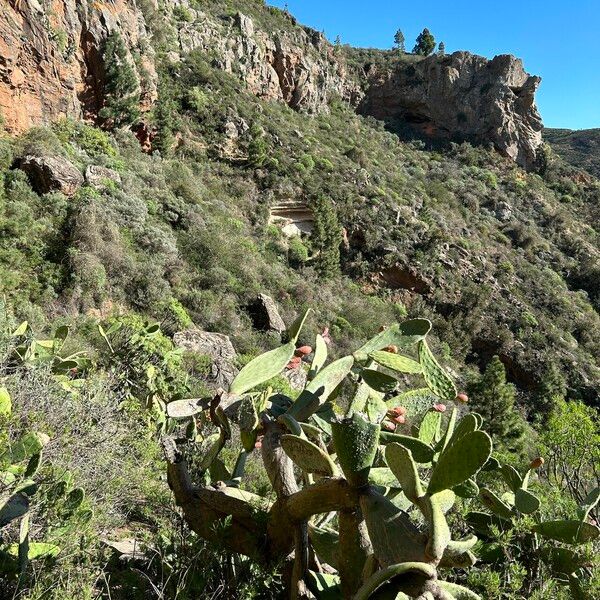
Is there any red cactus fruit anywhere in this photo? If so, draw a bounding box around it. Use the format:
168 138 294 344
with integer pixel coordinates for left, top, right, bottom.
321 327 332 345
433 403 447 413
456 392 469 403
294 345 312 357
383 345 398 354
255 436 263 450
286 356 302 370
391 414 406 425
530 457 544 470
381 420 396 432
388 406 407 417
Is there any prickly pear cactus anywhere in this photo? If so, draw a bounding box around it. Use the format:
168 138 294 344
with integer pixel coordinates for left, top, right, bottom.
165 313 578 599
466 454 600 598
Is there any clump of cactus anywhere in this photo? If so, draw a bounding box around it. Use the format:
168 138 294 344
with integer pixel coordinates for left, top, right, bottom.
9 322 88 393
162 312 599 599
467 456 600 598
0 387 90 576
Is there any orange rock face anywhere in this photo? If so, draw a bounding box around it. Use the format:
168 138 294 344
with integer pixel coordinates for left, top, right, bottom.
0 0 156 133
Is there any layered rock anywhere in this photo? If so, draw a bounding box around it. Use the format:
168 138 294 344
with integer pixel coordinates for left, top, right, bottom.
359 52 543 170
175 8 361 112
0 0 156 133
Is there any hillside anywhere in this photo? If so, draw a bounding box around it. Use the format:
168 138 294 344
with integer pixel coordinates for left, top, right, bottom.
545 127 600 178
0 1 599 599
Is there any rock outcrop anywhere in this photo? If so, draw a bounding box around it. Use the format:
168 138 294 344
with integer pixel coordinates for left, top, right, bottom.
269 199 314 237
19 155 83 196
175 9 361 113
0 0 156 133
248 294 286 333
173 330 238 390
359 52 543 170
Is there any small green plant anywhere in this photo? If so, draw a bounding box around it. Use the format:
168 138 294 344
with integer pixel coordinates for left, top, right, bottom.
0 387 90 578
8 322 88 393
97 315 189 431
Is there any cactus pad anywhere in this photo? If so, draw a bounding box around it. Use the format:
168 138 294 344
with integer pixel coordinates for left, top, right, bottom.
309 333 328 379
418 411 442 446
532 520 600 545
420 494 451 562
166 398 204 419
453 479 480 499
286 308 311 343
448 413 479 447
332 413 379 487
418 339 457 401
280 434 338 476
353 319 431 362
428 431 492 495
514 488 540 514
370 351 423 374
578 486 600 522
499 464 523 492
385 443 423 502
360 488 428 566
361 369 399 393
229 342 295 395
479 488 514 519
438 581 482 599
379 432 435 464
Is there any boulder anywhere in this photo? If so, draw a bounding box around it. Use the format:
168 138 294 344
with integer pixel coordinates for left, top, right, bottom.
495 201 513 222
249 294 286 333
173 330 238 390
19 155 83 196
85 165 122 188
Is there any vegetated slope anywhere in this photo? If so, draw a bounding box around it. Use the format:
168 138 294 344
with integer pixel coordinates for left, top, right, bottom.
0 1 598 410
2 43 599 409
544 127 600 178
0 3 599 599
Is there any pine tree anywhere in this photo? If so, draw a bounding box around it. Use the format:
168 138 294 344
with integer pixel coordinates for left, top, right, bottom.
468 356 528 457
413 28 436 56
247 124 268 168
99 31 140 128
153 78 178 156
393 29 405 53
438 41 446 56
311 195 342 279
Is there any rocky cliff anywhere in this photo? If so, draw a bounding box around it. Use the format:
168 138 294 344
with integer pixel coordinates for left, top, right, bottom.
0 0 156 132
0 1 543 168
359 51 543 170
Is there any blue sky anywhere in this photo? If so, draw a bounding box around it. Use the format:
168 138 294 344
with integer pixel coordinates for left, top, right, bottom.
269 0 599 130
